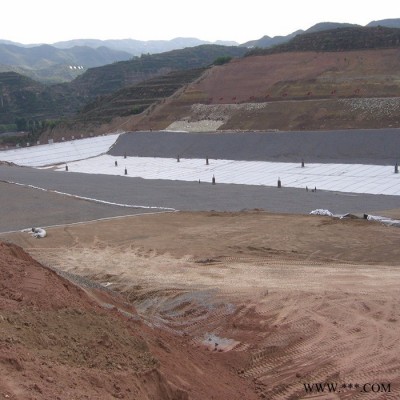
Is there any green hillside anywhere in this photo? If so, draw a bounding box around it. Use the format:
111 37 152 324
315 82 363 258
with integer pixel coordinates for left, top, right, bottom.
76 68 206 124
0 72 79 125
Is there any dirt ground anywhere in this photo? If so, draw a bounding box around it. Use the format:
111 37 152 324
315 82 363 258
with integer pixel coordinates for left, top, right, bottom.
3 210 400 399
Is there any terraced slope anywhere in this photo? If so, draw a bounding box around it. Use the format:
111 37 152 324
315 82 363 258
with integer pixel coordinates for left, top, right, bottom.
76 68 206 124
123 48 400 132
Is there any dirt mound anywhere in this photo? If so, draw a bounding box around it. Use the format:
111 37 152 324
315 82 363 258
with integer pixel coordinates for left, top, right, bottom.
0 241 101 313
0 241 256 399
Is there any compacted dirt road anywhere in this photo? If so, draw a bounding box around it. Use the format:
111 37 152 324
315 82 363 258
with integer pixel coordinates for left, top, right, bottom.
3 210 400 399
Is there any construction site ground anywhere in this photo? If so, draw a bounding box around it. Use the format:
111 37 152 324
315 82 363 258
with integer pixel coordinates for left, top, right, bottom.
2 209 400 399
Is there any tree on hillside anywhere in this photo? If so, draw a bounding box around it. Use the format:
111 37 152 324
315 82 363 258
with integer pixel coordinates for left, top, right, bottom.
213 56 232 65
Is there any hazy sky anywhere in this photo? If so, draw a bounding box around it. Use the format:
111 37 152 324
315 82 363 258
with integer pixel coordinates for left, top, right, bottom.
1 0 397 44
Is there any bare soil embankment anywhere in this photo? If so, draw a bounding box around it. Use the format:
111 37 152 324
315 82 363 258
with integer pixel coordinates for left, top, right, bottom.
4 210 400 399
0 239 257 400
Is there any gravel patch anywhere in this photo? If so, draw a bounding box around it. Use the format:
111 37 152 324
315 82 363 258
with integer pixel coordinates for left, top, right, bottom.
339 97 400 118
165 103 268 132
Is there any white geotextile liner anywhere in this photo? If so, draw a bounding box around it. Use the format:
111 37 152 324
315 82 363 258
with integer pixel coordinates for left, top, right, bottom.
367 215 400 227
0 134 120 167
54 155 400 196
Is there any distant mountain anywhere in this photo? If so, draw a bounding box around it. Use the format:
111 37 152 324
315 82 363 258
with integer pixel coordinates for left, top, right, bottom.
0 39 40 48
240 23 359 49
304 22 360 33
2 18 399 56
367 18 400 28
52 37 239 55
0 43 132 69
241 19 399 49
242 31 302 48
246 26 400 56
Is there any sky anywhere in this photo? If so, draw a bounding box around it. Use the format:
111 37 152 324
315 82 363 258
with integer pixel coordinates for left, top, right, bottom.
1 0 397 45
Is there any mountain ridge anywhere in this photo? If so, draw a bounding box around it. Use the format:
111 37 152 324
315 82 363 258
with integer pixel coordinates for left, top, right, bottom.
245 26 400 56
0 18 398 84
241 19 400 48
52 37 239 55
2 18 399 54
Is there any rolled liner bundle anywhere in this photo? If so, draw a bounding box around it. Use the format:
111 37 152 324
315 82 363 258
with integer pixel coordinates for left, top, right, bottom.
31 227 47 238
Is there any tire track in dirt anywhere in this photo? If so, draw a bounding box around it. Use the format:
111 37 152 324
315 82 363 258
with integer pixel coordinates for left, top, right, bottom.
234 284 400 397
